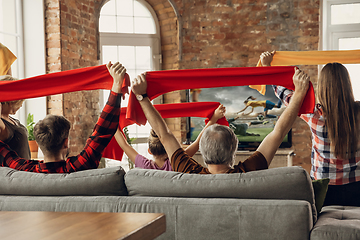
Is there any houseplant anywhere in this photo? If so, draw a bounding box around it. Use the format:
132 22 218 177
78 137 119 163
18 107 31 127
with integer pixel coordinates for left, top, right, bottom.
26 113 38 158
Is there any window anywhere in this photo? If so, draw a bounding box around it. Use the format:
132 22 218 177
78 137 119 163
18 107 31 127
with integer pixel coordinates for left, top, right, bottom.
0 0 46 157
0 0 23 78
99 0 161 169
323 0 360 100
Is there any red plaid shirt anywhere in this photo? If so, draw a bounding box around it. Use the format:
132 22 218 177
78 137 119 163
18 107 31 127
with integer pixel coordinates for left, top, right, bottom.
273 85 360 185
0 91 121 173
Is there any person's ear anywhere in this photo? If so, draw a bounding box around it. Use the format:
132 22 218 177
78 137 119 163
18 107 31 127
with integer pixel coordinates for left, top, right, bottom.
148 148 153 155
63 138 69 148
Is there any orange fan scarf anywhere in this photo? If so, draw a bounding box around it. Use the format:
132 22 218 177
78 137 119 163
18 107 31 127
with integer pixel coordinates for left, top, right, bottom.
250 49 360 95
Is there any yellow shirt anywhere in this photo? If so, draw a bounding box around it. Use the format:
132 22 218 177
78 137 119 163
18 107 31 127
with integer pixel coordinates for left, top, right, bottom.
246 100 266 108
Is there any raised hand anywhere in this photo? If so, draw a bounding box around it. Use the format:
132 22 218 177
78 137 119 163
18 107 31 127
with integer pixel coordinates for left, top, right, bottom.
260 51 275 66
107 61 127 93
292 67 310 95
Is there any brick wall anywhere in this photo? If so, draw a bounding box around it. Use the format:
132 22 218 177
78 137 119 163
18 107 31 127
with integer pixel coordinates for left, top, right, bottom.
45 0 105 155
44 0 319 171
147 0 319 172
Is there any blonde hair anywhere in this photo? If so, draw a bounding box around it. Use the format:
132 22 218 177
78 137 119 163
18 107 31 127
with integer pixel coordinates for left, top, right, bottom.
317 63 359 159
0 75 24 105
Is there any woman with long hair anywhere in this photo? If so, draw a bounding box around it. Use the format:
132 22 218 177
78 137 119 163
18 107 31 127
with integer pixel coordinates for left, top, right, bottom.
261 51 360 206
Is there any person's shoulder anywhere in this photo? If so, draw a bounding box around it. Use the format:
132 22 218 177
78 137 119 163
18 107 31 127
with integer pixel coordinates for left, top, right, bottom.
241 151 268 172
172 147 186 159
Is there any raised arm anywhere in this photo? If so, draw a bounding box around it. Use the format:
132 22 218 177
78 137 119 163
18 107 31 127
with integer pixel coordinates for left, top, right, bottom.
257 68 309 166
132 74 181 161
66 62 126 171
236 105 249 114
114 129 138 163
185 104 226 157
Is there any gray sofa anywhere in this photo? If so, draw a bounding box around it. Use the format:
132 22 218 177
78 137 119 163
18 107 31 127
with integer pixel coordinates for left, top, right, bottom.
0 166 359 240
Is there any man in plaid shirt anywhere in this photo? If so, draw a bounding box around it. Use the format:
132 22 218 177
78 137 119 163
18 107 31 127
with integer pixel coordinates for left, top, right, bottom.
0 62 126 173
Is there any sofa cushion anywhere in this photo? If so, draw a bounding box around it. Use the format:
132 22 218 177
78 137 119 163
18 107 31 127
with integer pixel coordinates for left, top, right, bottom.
311 206 360 240
0 166 127 196
125 166 317 222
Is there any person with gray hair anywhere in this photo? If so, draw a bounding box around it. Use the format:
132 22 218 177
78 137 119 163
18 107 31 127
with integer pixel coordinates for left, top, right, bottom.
131 68 310 174
0 75 30 159
200 124 238 167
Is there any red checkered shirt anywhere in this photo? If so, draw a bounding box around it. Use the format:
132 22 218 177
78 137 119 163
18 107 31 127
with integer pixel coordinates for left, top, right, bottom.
273 85 360 185
0 91 121 173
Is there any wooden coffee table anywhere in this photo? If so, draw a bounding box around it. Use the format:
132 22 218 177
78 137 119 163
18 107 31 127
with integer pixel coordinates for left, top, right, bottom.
0 211 166 240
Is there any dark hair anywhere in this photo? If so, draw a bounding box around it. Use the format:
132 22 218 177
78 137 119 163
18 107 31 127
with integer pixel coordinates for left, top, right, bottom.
148 129 167 156
244 96 255 104
34 115 71 155
317 63 359 159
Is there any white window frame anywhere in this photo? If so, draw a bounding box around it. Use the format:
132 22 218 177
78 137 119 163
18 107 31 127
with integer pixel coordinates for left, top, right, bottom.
99 0 161 108
0 0 46 157
0 0 24 78
322 0 360 50
99 0 161 166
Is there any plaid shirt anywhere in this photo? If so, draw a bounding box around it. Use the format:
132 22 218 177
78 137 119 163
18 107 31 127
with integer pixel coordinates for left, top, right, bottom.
0 91 121 173
273 85 360 185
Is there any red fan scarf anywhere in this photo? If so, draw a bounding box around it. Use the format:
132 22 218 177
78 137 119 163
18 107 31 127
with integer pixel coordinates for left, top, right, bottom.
0 64 315 161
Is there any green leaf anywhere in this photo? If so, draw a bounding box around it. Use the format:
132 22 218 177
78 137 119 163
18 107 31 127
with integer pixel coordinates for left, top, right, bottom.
26 113 35 141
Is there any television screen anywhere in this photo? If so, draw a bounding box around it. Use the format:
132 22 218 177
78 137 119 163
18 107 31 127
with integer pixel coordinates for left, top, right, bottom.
188 85 291 150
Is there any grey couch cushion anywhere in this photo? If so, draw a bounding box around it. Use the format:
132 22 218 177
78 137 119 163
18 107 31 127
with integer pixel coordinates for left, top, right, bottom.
311 206 360 240
0 166 127 196
125 166 317 222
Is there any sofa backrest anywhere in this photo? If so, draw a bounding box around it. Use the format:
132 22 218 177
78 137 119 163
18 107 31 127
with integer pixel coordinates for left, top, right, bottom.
125 166 317 222
0 166 128 196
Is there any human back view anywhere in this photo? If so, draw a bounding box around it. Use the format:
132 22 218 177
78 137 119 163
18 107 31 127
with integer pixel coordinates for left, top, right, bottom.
271 60 360 206
313 63 360 206
261 50 360 206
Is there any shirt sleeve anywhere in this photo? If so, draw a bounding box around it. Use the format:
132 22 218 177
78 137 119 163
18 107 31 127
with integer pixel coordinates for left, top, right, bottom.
272 85 293 107
171 148 209 174
65 91 121 172
242 151 268 172
0 140 38 171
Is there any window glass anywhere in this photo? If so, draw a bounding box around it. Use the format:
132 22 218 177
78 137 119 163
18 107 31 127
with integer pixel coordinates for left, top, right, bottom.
100 0 156 34
116 0 133 17
102 45 118 62
99 15 117 33
118 46 136 69
135 46 151 69
134 1 151 17
134 17 156 34
339 37 360 101
0 0 17 35
0 0 20 78
116 16 133 33
331 3 360 25
339 37 360 50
